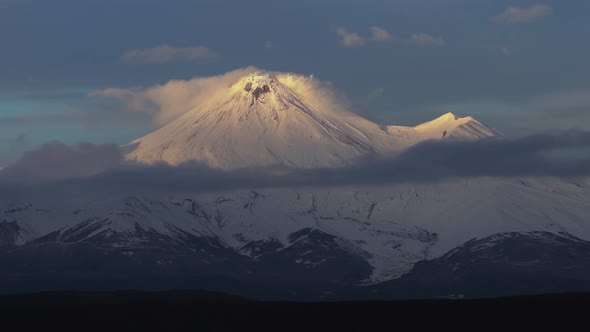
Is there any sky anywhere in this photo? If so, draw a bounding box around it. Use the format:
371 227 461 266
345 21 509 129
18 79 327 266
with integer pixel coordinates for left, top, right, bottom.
1 0 589 166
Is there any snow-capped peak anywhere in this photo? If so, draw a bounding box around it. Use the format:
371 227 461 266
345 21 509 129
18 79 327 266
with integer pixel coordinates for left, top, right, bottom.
416 112 470 129
387 112 501 143
123 70 501 169
420 111 460 124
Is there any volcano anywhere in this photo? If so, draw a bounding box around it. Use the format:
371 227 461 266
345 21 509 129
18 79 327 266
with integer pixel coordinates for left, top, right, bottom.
124 72 499 168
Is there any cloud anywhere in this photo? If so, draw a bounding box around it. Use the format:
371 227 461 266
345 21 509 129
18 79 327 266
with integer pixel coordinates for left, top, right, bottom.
91 67 259 126
1 142 123 183
494 5 553 25
120 45 220 64
264 40 273 49
370 26 393 42
500 47 511 57
339 131 590 182
91 67 354 128
3 131 590 192
274 71 355 116
407 33 445 46
334 27 366 47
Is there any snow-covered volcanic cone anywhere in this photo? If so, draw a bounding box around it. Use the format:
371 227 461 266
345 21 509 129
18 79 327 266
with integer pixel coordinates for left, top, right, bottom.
124 71 499 168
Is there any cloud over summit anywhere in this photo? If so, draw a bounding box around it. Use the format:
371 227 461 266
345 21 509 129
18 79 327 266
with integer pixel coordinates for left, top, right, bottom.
91 67 353 128
91 67 260 126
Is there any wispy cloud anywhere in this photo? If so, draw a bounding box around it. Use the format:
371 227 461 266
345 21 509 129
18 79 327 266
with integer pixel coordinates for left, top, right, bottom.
334 26 366 47
500 47 511 57
91 67 260 126
494 5 553 25
370 26 393 42
407 33 446 46
120 45 220 64
264 40 273 49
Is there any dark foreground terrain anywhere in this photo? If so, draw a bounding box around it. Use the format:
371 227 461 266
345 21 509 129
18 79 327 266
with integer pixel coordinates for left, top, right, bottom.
1 291 589 331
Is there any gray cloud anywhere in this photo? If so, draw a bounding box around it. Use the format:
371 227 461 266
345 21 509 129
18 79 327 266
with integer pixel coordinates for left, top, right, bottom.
1 142 122 183
121 45 220 64
2 131 590 193
494 5 553 25
339 131 590 182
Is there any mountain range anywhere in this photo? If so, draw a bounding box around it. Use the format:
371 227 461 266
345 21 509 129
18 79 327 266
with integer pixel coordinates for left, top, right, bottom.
1 71 589 299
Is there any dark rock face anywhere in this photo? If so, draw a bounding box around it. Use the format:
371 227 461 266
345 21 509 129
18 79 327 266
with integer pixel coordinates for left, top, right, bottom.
0 218 373 295
251 84 271 100
253 228 372 283
0 220 21 247
252 86 263 99
379 231 590 299
0 217 36 248
4 218 590 300
244 82 252 92
16 220 247 276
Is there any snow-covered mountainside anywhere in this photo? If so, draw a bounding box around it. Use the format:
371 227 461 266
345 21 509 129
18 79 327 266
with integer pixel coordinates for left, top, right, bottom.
2 177 590 285
1 70 589 299
381 231 590 298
